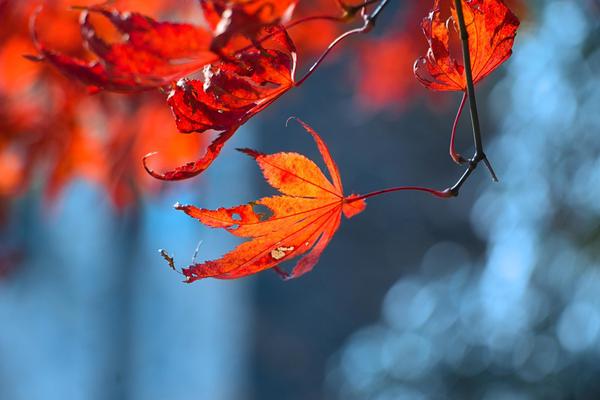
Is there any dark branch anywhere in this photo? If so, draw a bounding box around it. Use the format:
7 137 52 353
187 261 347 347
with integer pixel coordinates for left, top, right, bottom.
449 0 499 195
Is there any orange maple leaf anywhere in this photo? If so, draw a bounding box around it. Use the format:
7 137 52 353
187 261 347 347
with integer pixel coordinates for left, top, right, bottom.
414 0 520 92
173 119 366 282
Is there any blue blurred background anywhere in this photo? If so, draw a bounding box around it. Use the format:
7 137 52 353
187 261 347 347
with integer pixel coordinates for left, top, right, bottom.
2 0 600 399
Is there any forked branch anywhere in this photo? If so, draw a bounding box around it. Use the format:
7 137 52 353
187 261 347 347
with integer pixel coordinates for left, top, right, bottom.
449 0 499 195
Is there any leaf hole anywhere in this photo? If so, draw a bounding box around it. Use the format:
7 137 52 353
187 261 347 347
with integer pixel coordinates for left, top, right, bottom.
251 203 274 222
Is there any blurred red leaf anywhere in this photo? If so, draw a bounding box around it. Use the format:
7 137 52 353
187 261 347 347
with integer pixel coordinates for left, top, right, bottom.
414 0 520 91
353 3 430 112
0 1 208 209
173 120 365 282
32 5 214 92
356 34 420 111
102 96 209 206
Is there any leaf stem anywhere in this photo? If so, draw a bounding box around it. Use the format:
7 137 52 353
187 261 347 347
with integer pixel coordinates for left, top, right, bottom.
351 186 453 202
452 0 498 184
450 92 468 164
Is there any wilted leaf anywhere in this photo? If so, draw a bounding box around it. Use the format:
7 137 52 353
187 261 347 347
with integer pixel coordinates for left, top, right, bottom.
146 24 297 181
143 128 237 181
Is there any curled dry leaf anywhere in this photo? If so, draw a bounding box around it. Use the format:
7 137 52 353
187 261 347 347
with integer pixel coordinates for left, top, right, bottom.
414 0 520 91
31 5 214 92
172 120 366 282
144 24 297 181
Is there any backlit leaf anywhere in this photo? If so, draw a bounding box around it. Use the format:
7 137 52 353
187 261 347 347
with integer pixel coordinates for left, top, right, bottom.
414 0 520 91
172 120 366 282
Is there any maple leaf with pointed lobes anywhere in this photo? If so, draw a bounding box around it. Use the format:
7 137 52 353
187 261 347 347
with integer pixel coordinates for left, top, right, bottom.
173 120 366 282
144 24 297 181
414 0 520 92
31 5 215 92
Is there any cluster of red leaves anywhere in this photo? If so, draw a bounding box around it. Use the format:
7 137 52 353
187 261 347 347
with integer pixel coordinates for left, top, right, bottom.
0 0 208 210
30 1 301 181
4 0 522 280
31 0 387 183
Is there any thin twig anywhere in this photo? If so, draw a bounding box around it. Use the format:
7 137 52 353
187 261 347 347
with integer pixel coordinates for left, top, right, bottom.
295 0 390 86
295 26 366 86
365 0 390 22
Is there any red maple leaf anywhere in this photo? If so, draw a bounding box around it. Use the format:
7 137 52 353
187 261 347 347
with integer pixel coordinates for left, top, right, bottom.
414 0 520 92
170 120 366 282
143 24 297 181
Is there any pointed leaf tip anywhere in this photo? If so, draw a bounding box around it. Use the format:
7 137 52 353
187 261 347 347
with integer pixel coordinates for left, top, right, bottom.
237 148 263 158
